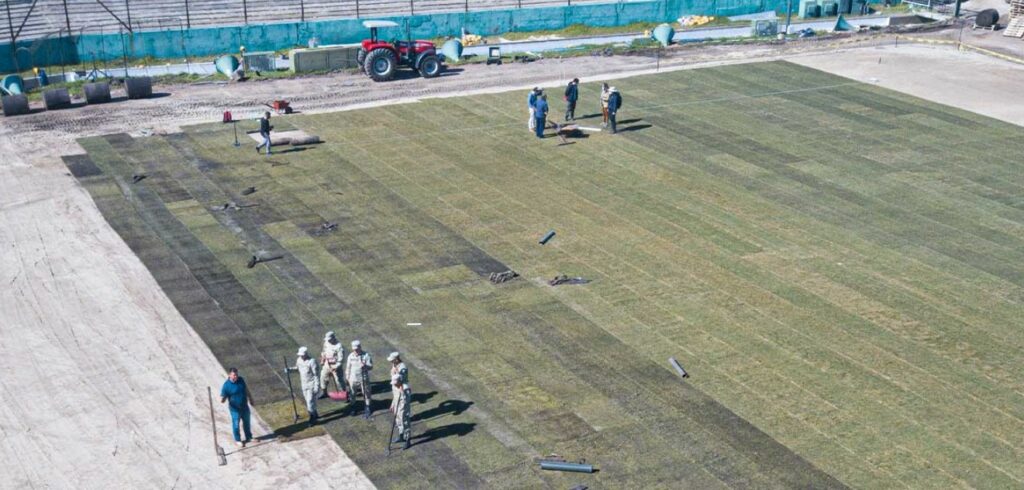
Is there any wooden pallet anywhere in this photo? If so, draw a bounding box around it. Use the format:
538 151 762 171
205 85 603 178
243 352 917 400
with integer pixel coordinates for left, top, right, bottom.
1005 17 1024 38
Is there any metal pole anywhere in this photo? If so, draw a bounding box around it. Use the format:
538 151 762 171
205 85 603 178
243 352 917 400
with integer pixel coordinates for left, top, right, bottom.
243 0 248 24
62 0 71 34
410 0 414 15
464 0 468 14
300 0 304 22
953 0 961 17
207 387 227 466
184 0 190 28
356 0 360 18
125 0 132 31
784 0 792 38
5 0 17 73
120 28 129 78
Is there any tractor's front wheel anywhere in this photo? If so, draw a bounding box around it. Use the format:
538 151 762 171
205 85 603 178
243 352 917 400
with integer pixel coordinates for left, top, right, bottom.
418 54 442 78
364 48 397 82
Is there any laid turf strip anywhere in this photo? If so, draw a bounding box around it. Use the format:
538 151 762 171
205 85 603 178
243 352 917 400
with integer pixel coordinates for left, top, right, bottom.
68 60 1024 488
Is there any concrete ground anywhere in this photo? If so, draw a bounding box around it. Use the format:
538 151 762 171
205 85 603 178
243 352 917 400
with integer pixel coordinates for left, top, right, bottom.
0 32 1021 488
792 43 1024 125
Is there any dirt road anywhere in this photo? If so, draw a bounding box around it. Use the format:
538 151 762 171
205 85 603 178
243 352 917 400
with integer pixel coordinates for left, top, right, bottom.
1 33 1021 488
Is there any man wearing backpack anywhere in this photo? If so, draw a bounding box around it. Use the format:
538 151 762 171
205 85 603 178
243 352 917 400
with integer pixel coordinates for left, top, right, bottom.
607 87 622 134
563 78 579 121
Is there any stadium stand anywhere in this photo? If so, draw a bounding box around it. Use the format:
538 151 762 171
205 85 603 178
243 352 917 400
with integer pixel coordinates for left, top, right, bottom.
2 0 606 41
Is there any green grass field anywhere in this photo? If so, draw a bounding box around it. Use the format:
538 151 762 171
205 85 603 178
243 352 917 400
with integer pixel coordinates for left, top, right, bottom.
68 60 1024 488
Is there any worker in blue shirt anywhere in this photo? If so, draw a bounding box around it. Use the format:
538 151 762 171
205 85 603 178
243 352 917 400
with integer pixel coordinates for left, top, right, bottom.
220 367 254 447
527 87 542 132
534 94 549 139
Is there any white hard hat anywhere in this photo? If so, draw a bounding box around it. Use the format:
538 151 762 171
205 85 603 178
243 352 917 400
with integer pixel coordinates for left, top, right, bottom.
387 352 400 362
351 340 361 348
391 374 402 385
325 331 335 340
610 86 618 92
297 346 308 356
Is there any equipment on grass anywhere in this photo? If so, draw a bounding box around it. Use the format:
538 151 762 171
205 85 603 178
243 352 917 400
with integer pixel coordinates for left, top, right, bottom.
83 82 111 104
548 275 590 286
357 20 444 82
669 357 690 378
539 459 594 473
539 230 556 245
215 55 240 78
126 77 153 99
1 74 24 95
652 23 675 47
834 14 856 32
132 174 147 184
283 356 300 423
441 39 463 62
328 390 349 402
974 9 1000 29
2 94 30 117
241 186 256 196
207 387 228 466
43 88 72 110
489 270 519 284
247 254 283 268
487 47 502 65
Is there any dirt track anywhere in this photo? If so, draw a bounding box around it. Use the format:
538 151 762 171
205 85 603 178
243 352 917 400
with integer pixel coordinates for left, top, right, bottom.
1 31 1022 488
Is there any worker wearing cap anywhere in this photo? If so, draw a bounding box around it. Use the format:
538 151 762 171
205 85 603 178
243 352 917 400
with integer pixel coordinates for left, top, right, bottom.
390 373 413 449
288 346 320 425
387 352 408 401
319 331 345 398
346 340 373 417
564 78 579 121
527 87 542 132
607 87 622 134
534 94 549 139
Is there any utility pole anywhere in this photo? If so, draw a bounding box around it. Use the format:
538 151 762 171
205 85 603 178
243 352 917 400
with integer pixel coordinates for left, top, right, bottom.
953 0 962 17
62 0 71 34
784 0 793 38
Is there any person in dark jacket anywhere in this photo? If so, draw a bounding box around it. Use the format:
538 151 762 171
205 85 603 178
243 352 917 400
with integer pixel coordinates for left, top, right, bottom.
220 367 255 447
564 78 579 121
534 94 549 139
607 87 622 134
256 111 273 155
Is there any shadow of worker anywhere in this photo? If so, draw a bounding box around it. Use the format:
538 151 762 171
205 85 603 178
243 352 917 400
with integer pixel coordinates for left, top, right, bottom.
412 399 473 423
410 422 476 447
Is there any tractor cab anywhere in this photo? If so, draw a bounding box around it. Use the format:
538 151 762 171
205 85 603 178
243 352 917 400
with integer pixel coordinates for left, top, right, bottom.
357 20 443 82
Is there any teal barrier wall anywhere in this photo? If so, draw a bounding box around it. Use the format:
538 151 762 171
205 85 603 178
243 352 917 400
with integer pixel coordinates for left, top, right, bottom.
0 0 840 72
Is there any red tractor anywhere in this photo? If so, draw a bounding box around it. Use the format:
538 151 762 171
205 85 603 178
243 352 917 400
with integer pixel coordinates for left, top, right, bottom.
357 20 443 82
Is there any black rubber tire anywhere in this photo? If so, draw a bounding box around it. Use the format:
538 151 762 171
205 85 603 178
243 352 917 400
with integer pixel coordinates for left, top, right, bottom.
364 48 397 82
418 54 442 78
356 48 367 68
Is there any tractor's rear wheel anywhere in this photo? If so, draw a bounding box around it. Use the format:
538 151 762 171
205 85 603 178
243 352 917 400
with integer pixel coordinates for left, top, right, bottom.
418 54 442 78
364 48 397 82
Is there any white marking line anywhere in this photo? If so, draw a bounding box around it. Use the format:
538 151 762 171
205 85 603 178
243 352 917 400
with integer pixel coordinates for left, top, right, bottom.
406 323 422 326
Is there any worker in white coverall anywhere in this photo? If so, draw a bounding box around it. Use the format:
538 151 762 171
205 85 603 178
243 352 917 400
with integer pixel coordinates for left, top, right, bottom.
288 346 321 426
319 331 345 398
346 340 373 418
388 352 408 401
390 373 413 450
